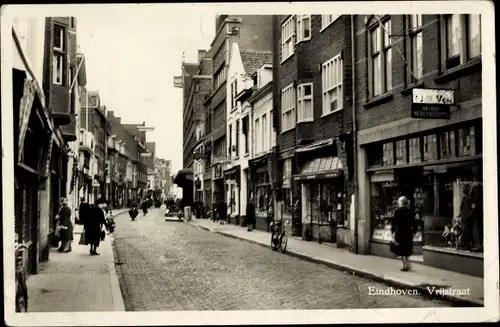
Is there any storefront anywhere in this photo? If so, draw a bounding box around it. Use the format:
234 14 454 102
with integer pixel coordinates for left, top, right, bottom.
249 155 273 232
294 156 345 243
212 163 225 219
224 166 241 225
364 119 483 277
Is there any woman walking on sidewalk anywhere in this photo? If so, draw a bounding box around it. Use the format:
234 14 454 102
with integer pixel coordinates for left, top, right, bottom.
84 202 109 255
391 196 416 271
246 197 256 232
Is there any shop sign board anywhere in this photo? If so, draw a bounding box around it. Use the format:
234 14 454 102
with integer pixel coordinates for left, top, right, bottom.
293 170 341 181
173 76 183 88
411 88 455 119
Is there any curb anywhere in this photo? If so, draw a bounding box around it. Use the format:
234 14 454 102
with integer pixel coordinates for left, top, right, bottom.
108 234 126 311
111 235 133 311
188 222 482 307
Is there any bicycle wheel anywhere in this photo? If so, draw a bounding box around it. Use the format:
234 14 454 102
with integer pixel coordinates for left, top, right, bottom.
280 232 288 253
271 231 279 250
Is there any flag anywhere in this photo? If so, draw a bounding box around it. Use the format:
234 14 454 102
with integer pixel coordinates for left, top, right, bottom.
70 158 78 194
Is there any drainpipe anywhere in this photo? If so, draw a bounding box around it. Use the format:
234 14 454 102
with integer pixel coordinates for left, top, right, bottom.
351 15 359 254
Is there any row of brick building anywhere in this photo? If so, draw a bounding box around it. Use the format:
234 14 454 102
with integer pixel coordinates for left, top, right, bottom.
10 17 170 277
178 14 483 277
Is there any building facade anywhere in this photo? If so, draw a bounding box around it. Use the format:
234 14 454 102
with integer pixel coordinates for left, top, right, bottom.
123 123 150 199
225 42 273 228
200 15 274 218
353 14 482 277
273 15 355 246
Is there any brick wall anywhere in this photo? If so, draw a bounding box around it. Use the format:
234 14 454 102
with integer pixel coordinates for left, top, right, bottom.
354 15 482 133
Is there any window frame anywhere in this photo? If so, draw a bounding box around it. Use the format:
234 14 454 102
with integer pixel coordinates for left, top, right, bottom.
367 17 392 98
235 119 240 158
407 14 424 84
296 14 311 43
281 16 296 63
280 83 296 133
441 14 482 71
262 114 267 152
53 24 65 52
297 83 314 123
321 53 343 117
228 123 233 156
321 15 341 32
53 24 66 86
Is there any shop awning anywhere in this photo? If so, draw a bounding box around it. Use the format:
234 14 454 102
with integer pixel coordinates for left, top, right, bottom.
295 138 335 153
173 169 193 187
293 156 343 182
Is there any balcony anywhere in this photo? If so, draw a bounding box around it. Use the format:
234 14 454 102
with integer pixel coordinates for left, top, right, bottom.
79 129 95 154
60 115 77 142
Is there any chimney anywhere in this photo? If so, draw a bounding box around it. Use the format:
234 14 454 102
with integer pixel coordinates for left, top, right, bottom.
198 50 207 63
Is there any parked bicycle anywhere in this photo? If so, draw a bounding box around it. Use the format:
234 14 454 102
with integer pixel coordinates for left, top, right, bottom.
15 236 28 312
270 219 289 253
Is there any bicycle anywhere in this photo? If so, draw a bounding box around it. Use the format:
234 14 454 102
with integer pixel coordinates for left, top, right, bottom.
270 219 289 253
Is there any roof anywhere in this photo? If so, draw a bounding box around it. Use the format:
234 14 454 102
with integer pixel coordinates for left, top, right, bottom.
239 49 272 77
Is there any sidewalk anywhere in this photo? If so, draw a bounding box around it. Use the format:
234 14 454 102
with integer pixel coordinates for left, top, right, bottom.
26 209 129 312
186 217 484 307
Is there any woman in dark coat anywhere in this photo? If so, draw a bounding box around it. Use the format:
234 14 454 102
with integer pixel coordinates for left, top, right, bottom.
246 197 256 232
57 197 73 252
84 203 108 255
391 196 416 271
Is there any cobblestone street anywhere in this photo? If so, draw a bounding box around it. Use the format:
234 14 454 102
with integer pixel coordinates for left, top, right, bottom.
112 209 451 311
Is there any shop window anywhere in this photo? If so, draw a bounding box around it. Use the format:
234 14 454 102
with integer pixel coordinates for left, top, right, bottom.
423 134 438 162
409 137 421 164
458 125 476 156
319 184 344 226
311 184 321 224
371 181 400 231
382 142 394 166
439 130 456 159
395 140 407 165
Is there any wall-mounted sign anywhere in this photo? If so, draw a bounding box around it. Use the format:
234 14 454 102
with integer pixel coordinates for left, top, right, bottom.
293 170 341 182
411 88 455 119
173 76 183 88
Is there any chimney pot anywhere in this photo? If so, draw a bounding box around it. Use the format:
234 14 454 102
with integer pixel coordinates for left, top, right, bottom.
198 50 207 63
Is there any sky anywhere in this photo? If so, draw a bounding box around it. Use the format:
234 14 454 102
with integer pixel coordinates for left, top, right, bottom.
77 8 215 175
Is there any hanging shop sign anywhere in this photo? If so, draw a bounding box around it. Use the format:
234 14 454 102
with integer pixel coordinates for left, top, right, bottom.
173 76 183 88
411 88 455 119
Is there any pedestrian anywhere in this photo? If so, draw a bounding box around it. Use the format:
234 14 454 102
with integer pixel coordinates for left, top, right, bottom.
246 196 256 232
84 201 109 255
57 197 73 253
391 196 416 271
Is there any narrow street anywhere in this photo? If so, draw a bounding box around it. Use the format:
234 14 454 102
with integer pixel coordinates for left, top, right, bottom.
113 209 451 311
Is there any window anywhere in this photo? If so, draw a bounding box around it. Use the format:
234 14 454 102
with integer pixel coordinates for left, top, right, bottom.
281 16 295 62
214 65 227 89
321 15 341 30
281 83 296 132
408 15 423 82
297 83 313 122
439 130 456 159
322 54 343 115
423 134 438 161
395 140 407 165
458 126 476 156
444 14 481 69
262 114 267 152
382 142 394 166
409 137 421 164
53 24 66 85
228 124 232 156
242 116 249 154
231 79 238 109
54 24 64 51
235 120 240 157
296 15 311 42
255 118 260 154
369 18 392 97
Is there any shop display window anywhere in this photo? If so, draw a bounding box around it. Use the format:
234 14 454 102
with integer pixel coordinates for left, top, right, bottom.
371 181 399 230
